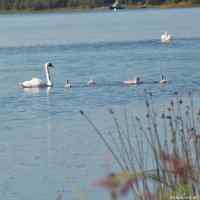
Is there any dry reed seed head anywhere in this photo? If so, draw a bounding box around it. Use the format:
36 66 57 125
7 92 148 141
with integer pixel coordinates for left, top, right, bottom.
153 123 157 128
149 92 153 97
176 116 182 120
186 105 190 110
80 110 84 115
166 115 172 119
145 100 150 108
190 128 195 133
135 116 140 122
197 109 200 116
170 100 174 107
180 128 184 133
146 113 150 118
174 91 178 95
109 108 114 114
109 173 116 177
168 107 171 112
185 110 189 116
179 99 183 104
161 113 165 119
171 138 176 144
147 127 151 131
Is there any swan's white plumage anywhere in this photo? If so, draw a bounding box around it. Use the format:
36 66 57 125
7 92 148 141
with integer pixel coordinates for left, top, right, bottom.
122 77 143 85
21 77 45 88
161 32 172 43
122 80 136 85
87 79 96 86
160 79 167 84
19 63 54 88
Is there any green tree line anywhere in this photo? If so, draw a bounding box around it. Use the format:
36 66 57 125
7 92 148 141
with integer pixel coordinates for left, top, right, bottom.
0 0 199 10
0 0 115 9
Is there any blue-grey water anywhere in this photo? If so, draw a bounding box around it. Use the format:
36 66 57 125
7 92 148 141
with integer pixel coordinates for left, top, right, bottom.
0 8 200 200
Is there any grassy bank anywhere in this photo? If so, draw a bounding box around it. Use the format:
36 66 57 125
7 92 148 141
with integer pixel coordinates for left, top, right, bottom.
0 6 109 14
127 1 198 9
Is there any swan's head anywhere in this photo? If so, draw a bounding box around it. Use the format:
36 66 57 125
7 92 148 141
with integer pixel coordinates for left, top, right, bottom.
45 62 54 68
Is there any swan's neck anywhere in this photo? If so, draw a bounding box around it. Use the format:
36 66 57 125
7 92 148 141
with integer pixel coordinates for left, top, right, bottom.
44 66 53 87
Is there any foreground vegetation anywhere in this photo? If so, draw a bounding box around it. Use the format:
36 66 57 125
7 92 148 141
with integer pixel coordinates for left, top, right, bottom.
0 0 199 11
81 91 200 200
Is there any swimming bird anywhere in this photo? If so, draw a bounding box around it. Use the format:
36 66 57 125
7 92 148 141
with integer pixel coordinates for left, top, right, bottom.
87 79 96 86
64 80 72 88
122 76 143 85
161 32 172 43
160 74 168 84
19 62 54 88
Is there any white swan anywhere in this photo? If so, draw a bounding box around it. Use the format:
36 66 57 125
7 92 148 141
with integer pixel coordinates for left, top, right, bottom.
19 62 54 88
161 32 172 43
64 80 72 88
87 79 96 86
123 76 143 85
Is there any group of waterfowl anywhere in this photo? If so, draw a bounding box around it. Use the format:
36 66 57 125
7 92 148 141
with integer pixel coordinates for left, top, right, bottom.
18 32 172 89
18 62 168 89
64 79 96 88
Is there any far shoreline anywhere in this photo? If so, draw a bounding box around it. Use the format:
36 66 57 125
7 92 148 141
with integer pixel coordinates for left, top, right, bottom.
0 2 199 14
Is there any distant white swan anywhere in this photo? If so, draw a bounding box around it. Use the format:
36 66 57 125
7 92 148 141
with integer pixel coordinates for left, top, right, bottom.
87 79 96 86
19 62 54 88
123 76 143 85
161 32 172 43
64 80 72 88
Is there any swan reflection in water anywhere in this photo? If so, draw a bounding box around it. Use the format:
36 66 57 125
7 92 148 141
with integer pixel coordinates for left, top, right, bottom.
22 86 52 95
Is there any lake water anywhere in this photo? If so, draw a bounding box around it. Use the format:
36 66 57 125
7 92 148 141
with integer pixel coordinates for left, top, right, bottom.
0 8 200 200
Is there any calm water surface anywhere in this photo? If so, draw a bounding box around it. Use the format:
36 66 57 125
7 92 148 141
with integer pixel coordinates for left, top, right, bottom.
0 8 200 200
